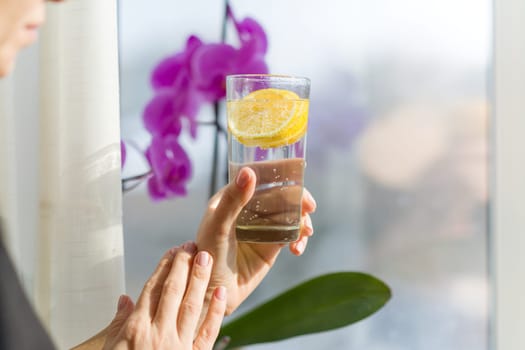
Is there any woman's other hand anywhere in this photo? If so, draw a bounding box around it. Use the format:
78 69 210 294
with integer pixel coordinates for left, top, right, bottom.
101 242 226 350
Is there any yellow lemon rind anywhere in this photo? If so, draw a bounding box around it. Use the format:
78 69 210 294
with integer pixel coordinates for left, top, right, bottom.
227 89 309 148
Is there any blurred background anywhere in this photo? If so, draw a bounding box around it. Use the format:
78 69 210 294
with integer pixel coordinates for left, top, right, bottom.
119 0 490 349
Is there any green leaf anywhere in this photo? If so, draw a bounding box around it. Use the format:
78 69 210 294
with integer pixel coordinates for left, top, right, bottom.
219 272 391 349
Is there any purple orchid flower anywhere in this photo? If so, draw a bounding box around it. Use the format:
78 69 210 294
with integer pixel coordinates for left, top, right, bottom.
228 6 268 57
141 6 269 201
145 135 192 201
191 8 269 101
143 90 183 138
151 35 203 90
148 36 206 139
191 44 238 102
121 140 127 168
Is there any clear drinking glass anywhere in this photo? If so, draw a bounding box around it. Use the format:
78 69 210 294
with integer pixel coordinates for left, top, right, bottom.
226 74 311 243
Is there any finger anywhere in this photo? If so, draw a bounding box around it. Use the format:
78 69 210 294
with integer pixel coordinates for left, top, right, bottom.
193 286 227 350
105 295 135 341
289 214 313 256
153 242 197 330
289 235 309 256
175 251 213 341
301 188 317 214
204 167 256 239
301 214 314 237
135 247 177 318
75 295 135 350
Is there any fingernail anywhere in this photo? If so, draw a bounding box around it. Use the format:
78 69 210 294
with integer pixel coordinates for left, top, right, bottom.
183 241 197 254
169 245 179 256
304 190 317 209
295 240 305 254
215 286 227 301
236 168 250 188
196 251 210 266
305 215 313 232
117 295 126 311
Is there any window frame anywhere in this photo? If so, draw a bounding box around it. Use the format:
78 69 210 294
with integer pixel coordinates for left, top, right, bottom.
492 0 525 349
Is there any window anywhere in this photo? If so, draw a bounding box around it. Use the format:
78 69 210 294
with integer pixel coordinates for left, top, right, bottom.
120 0 492 348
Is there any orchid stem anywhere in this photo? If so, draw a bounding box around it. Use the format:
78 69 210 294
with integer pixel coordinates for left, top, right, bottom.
209 103 221 198
208 0 230 199
198 120 227 134
122 170 152 193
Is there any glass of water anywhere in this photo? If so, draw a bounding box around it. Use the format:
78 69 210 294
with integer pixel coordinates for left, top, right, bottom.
226 74 311 243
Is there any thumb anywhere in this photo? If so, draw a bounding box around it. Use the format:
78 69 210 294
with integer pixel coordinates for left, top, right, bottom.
212 167 256 226
105 295 135 340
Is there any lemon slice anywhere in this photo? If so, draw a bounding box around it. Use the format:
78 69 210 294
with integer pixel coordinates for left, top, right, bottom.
227 88 309 148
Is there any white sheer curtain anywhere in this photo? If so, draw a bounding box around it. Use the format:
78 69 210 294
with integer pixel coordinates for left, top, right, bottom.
1 1 125 349
35 1 125 348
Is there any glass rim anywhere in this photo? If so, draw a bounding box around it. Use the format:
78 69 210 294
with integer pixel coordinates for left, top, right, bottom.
226 74 310 85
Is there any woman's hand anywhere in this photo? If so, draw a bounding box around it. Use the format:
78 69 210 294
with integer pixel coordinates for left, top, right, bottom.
196 167 317 315
101 242 226 350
